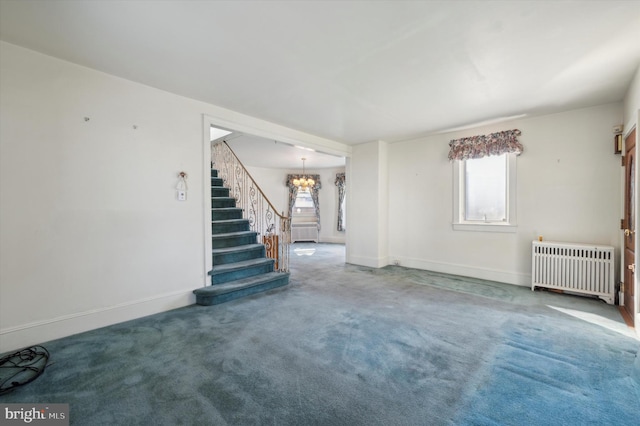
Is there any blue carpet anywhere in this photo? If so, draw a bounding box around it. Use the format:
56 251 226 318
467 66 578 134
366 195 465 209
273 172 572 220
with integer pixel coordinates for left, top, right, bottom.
1 244 638 425
456 318 639 425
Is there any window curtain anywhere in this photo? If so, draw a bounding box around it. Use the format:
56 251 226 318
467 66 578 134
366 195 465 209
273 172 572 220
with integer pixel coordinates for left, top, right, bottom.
335 173 346 231
448 129 522 161
287 174 322 230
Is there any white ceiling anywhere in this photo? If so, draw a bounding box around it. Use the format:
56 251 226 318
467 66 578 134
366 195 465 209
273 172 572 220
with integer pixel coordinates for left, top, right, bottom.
1 1 639 168
222 133 347 169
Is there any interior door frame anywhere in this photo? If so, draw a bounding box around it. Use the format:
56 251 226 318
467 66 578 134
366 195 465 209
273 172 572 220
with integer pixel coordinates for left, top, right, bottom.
632 124 640 332
201 113 352 285
623 127 636 326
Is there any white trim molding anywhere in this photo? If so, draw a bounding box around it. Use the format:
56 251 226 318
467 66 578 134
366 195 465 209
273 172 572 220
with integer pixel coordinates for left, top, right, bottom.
0 290 195 353
391 256 531 287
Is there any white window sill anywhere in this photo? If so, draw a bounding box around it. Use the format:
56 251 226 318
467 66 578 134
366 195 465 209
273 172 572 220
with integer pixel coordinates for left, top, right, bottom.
452 222 517 233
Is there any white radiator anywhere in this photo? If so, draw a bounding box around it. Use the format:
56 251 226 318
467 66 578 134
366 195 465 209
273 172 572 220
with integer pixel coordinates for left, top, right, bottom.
531 241 615 304
291 224 319 243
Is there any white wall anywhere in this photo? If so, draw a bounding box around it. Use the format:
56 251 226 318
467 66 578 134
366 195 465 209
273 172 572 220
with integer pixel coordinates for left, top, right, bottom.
0 42 350 352
346 141 389 267
384 103 623 286
623 65 640 136
0 43 203 352
245 165 346 244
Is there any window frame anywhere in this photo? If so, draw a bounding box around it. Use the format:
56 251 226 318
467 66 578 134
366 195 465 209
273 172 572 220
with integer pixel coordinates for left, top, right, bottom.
452 153 517 233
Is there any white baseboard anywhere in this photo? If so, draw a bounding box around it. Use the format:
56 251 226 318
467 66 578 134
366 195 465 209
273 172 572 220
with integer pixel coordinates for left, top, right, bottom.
0 290 195 353
348 252 530 286
318 236 346 244
346 254 388 268
390 256 531 287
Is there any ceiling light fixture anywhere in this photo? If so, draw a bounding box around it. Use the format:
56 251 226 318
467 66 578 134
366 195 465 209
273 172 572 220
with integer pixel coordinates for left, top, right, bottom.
292 158 315 190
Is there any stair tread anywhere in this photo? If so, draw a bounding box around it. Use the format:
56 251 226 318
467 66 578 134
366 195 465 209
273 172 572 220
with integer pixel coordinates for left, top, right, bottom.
197 168 288 306
212 230 257 238
212 243 264 254
212 207 242 211
211 257 274 274
212 218 249 224
194 272 289 296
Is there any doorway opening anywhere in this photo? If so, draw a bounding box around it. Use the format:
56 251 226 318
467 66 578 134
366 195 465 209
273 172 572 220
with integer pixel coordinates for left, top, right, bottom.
202 116 347 275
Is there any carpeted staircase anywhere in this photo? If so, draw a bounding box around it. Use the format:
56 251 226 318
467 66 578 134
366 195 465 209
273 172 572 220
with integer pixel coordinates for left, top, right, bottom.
193 169 289 305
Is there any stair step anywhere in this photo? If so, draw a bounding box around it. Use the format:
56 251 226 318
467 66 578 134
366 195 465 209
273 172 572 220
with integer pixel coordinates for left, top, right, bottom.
194 167 289 306
212 197 236 208
210 258 275 284
213 243 265 265
194 272 290 306
212 231 257 248
212 218 250 234
212 208 243 220
211 187 230 197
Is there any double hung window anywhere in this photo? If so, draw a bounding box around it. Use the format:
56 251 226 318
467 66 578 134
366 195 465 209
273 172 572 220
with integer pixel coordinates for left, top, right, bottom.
453 153 516 232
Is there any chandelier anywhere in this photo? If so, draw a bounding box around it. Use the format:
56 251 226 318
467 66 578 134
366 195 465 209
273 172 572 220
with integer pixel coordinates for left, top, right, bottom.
292 158 315 190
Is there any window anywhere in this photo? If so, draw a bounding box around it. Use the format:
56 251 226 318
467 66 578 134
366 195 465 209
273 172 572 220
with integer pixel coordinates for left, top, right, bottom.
294 189 315 215
465 154 506 221
453 153 516 232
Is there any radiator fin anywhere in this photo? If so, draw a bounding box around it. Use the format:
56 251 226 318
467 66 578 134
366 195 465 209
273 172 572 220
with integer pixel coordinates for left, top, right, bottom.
531 241 615 304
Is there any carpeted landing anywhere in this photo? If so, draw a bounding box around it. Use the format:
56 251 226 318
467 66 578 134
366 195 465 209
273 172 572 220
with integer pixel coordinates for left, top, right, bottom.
2 243 639 425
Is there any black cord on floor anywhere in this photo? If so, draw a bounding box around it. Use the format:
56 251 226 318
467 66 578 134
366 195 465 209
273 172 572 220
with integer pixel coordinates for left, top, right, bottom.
0 345 49 395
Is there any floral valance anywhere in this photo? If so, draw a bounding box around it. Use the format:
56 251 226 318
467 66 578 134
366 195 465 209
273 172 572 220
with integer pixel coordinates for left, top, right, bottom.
448 129 522 161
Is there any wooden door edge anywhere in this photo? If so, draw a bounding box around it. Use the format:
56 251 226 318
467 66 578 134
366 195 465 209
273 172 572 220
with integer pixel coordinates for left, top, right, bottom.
619 305 635 328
